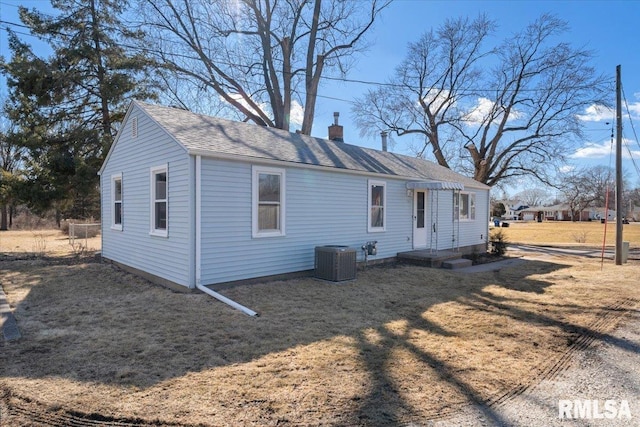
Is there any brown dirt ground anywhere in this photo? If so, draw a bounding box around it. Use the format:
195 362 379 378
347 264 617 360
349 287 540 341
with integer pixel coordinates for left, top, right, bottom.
1 229 639 426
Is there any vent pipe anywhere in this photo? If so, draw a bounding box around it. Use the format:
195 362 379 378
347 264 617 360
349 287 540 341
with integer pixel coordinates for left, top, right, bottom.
381 130 388 152
333 112 340 125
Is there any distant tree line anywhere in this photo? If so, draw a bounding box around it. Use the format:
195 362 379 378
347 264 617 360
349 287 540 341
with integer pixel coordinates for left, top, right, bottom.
492 165 640 221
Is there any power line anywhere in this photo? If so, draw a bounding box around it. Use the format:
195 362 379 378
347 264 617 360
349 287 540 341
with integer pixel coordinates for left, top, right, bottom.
621 84 640 178
0 17 616 95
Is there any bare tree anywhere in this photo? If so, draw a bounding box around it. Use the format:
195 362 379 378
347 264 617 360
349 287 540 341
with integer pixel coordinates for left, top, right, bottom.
352 14 608 187
138 0 389 134
559 166 614 221
627 186 640 219
513 188 550 207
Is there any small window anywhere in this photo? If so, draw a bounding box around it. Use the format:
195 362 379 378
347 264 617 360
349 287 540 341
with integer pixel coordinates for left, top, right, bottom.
111 173 123 230
458 192 476 221
252 166 286 237
150 165 168 237
368 180 386 232
417 191 425 228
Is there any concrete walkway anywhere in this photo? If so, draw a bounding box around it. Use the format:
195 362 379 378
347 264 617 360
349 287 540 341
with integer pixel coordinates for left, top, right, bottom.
452 243 639 274
451 257 526 274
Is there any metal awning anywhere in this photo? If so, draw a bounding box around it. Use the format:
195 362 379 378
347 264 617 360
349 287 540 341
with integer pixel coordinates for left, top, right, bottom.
406 181 464 191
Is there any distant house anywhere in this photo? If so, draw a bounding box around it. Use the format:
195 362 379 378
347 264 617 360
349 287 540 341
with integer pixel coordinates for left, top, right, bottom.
99 101 490 290
498 200 530 220
592 207 616 221
544 204 593 221
518 206 547 221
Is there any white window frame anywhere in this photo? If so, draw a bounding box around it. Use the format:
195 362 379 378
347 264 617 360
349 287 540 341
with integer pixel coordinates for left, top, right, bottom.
150 164 168 237
252 165 286 238
111 173 123 231
458 192 476 221
368 179 386 232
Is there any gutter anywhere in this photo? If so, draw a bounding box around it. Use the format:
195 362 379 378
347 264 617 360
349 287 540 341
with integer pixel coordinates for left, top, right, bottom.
194 155 258 317
195 282 258 317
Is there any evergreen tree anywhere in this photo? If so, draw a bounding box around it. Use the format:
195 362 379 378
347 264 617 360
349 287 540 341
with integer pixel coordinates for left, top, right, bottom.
1 0 156 221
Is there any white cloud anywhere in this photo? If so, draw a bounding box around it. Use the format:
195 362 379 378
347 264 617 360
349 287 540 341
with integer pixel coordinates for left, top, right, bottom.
571 138 640 159
224 93 269 118
418 89 455 114
627 101 640 118
576 104 614 122
559 165 575 174
462 97 494 124
222 94 304 130
289 100 304 127
461 97 522 125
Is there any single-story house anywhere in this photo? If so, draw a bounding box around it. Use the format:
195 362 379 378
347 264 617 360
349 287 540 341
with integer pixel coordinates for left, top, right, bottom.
99 101 490 291
544 204 591 221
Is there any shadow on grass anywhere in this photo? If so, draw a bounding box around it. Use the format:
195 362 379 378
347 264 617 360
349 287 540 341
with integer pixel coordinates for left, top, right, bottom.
1 256 637 425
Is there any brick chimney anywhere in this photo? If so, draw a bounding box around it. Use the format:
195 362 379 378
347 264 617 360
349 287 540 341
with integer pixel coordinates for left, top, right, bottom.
328 112 344 142
380 130 388 152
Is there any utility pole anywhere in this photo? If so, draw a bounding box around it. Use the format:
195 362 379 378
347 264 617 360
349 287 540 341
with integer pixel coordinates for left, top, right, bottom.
615 65 623 265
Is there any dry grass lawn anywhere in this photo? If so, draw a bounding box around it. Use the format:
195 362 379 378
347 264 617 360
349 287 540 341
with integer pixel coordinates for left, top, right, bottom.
1 228 639 425
0 229 101 257
496 220 640 248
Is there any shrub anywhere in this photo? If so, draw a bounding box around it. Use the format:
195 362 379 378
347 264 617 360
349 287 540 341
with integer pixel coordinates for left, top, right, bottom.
572 230 588 243
489 228 508 256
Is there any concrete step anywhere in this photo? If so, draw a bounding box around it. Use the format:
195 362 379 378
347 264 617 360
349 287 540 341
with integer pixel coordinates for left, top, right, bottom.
441 258 473 270
397 250 463 268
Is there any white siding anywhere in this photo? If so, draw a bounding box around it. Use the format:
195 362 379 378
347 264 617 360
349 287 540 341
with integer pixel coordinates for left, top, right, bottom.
456 189 489 249
100 104 193 287
423 189 489 251
199 158 414 285
101 106 489 288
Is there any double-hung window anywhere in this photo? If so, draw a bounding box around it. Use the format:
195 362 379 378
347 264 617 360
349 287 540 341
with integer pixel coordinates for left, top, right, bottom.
368 180 386 232
458 192 476 221
252 166 286 237
150 165 168 237
111 173 123 230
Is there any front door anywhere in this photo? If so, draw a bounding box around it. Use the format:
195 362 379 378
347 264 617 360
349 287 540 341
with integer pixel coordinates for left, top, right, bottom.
413 190 427 248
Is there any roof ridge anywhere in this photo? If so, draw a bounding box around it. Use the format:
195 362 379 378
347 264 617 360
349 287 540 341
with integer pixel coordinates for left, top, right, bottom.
133 100 489 189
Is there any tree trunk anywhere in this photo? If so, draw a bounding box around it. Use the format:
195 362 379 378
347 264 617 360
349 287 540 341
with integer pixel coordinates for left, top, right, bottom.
89 0 113 143
0 205 8 230
301 55 323 135
300 0 322 136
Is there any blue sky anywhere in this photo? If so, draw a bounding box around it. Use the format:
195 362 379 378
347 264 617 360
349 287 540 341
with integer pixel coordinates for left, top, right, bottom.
2 0 640 190
315 0 640 190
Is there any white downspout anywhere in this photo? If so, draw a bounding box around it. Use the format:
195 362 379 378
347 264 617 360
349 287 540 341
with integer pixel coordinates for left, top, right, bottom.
194 155 258 317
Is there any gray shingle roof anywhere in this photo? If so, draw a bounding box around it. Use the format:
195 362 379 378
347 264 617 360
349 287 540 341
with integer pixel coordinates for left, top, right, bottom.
136 101 488 189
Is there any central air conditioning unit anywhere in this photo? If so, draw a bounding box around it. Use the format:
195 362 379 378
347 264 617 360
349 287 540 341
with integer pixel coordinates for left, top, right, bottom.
314 246 357 282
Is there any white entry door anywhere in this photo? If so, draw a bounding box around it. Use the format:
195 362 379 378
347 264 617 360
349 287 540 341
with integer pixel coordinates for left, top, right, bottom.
413 190 427 248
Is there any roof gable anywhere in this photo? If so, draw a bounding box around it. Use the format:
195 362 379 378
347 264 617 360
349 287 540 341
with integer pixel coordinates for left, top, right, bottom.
123 101 488 189
98 101 189 175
